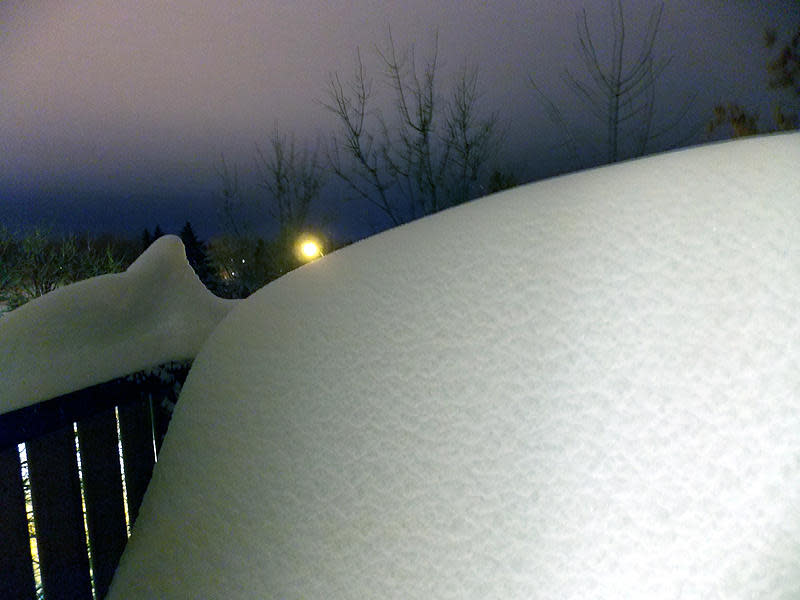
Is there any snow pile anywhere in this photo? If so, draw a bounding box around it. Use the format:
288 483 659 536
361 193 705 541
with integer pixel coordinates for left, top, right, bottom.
102 133 800 598
4 133 799 598
0 235 238 412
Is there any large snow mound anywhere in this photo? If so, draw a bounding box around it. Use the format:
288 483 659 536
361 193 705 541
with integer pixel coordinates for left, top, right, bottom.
0 235 238 412
106 133 797 597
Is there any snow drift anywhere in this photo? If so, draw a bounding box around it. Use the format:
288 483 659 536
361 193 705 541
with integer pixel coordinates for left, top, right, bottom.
0 235 238 411
3 133 800 598
109 133 800 598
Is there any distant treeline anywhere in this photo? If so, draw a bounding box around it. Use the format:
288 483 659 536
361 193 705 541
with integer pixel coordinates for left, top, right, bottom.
0 221 339 311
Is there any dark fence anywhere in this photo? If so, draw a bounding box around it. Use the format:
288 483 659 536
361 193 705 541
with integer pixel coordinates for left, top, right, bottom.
0 363 190 600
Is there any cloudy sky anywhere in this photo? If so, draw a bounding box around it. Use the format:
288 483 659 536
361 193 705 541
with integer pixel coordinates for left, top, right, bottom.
0 1 797 242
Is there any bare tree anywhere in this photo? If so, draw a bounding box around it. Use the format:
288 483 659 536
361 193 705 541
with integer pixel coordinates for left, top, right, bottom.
324 47 400 225
211 130 327 295
531 0 695 167
444 64 501 208
215 153 245 237
0 229 126 310
0 227 19 312
254 129 325 238
323 28 502 227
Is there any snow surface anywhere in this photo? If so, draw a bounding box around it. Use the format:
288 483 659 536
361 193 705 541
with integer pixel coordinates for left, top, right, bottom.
0 235 239 411
4 133 799 598
102 133 800 599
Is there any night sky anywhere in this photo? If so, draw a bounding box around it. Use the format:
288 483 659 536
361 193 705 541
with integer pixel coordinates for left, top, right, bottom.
0 1 797 244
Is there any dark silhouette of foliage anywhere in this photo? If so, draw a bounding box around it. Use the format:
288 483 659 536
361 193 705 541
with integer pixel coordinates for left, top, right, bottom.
179 221 216 289
708 24 799 138
486 169 518 194
141 228 153 251
707 103 761 138
0 229 127 310
765 25 800 96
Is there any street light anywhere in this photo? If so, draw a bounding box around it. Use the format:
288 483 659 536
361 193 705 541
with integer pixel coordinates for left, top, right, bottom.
297 235 324 261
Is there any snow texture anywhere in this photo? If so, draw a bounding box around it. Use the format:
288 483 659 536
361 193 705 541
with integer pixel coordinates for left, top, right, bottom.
106 133 800 599
10 133 800 598
0 235 239 412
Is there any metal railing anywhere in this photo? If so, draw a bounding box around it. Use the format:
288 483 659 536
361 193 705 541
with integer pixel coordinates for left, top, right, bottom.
0 364 189 600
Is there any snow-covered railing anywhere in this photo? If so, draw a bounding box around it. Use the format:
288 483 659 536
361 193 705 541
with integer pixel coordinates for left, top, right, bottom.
0 366 188 600
0 236 238 411
0 236 237 600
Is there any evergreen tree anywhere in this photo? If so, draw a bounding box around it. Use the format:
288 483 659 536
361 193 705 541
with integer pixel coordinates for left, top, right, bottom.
141 228 153 251
153 224 165 239
179 221 215 288
487 169 518 194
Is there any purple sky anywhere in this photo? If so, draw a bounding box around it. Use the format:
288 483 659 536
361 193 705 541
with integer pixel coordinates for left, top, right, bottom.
0 1 797 242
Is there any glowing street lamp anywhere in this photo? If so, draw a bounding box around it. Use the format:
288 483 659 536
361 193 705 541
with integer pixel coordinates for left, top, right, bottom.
297 236 324 262
301 241 322 258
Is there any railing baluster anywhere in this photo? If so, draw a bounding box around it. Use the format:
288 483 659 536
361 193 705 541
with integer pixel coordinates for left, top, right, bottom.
26 425 93 600
77 395 128 600
117 388 156 529
0 445 37 599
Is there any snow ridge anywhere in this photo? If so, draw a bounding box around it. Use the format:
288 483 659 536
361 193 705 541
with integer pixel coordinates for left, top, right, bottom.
0 235 238 413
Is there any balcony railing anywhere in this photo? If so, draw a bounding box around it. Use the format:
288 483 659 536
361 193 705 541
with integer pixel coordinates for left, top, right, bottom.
0 364 189 600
